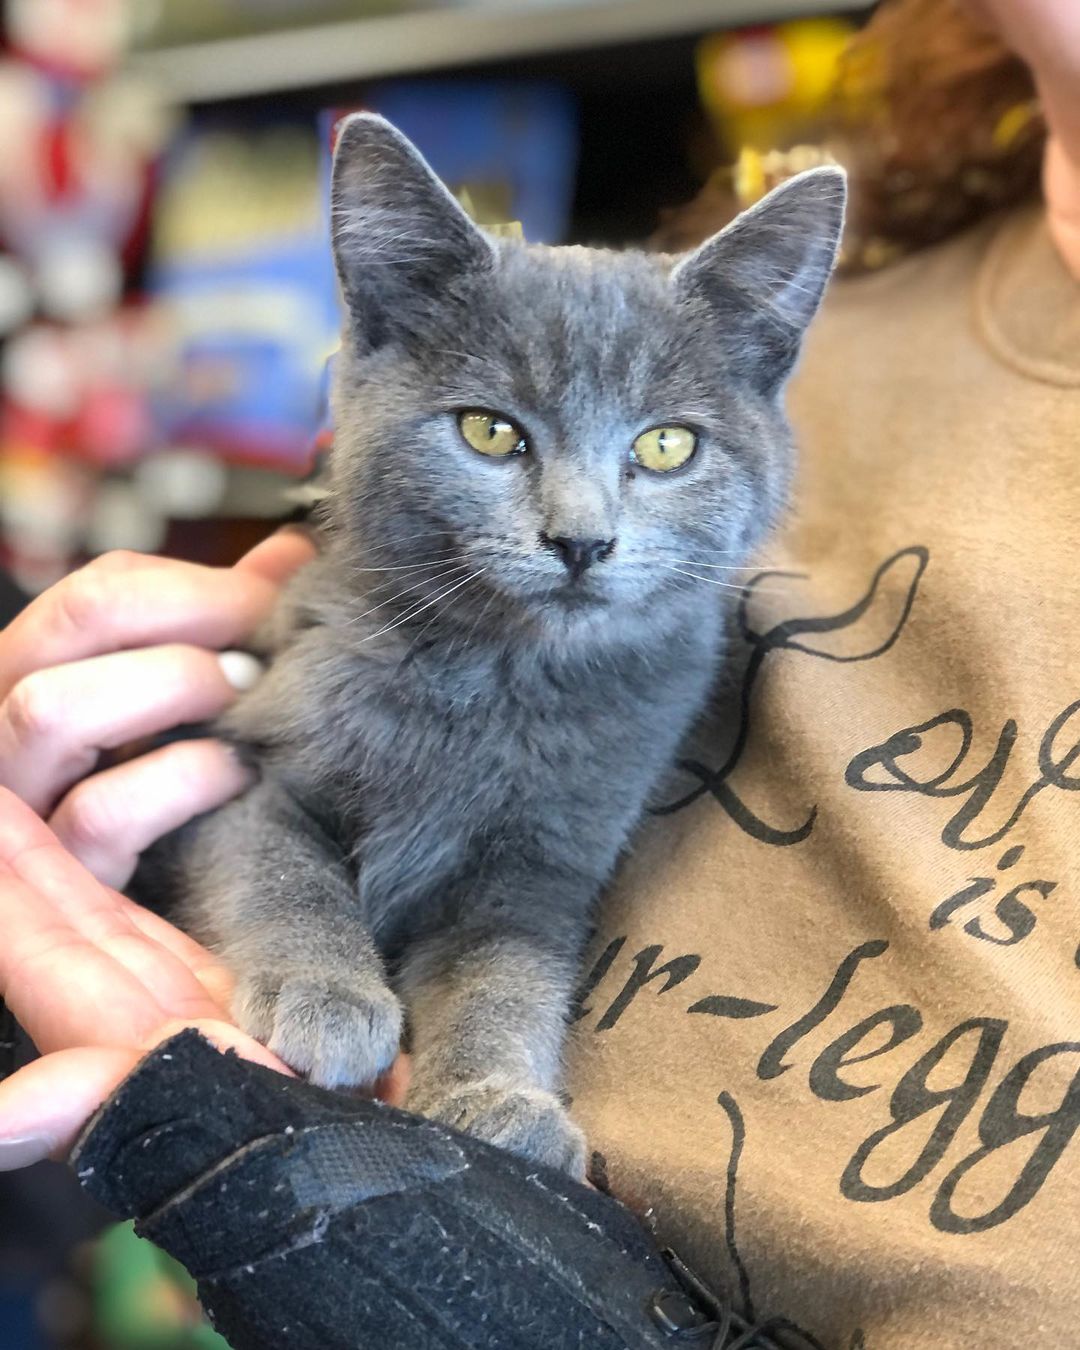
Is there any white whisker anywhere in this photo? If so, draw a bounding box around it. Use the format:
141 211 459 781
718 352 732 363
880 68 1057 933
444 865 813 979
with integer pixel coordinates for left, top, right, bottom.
359 571 485 645
665 560 769 572
351 528 458 556
347 563 473 626
664 565 789 596
665 565 746 592
349 552 471 574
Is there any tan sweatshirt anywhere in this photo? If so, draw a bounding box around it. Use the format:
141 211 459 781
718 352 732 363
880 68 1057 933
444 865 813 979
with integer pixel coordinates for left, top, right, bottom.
566 204 1080 1350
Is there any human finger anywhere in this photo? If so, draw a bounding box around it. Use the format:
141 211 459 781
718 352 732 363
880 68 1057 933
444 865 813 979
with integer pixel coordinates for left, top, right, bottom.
0 790 227 1051
120 901 236 1008
233 526 317 584
0 551 281 699
1 893 223 1056
0 1020 290 1170
0 1046 143 1168
0 644 261 816
48 737 255 889
374 1052 411 1107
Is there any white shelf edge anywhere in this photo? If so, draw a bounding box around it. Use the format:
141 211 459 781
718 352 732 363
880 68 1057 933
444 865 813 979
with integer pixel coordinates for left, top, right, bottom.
128 0 867 103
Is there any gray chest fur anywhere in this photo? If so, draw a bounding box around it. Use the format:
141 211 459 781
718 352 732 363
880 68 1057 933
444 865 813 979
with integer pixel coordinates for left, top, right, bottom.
229 567 723 951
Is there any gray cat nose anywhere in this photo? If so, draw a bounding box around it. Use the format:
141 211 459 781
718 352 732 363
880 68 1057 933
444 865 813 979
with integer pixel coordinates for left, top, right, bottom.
539 533 615 580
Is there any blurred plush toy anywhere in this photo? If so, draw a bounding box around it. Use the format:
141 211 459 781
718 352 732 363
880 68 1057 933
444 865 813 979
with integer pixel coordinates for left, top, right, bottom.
696 18 856 160
6 0 131 79
653 20 853 255
0 0 176 587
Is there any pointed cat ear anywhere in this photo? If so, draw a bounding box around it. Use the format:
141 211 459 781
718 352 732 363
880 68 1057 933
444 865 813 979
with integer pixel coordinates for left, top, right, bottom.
330 113 495 349
671 165 847 391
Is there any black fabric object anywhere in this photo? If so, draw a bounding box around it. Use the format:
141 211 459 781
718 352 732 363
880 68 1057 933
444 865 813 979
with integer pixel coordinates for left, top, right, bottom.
0 578 28 1079
0 565 29 627
71 1031 806 1350
0 999 16 1082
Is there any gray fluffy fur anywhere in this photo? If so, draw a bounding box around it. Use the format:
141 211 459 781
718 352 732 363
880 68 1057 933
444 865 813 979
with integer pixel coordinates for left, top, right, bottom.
168 116 845 1176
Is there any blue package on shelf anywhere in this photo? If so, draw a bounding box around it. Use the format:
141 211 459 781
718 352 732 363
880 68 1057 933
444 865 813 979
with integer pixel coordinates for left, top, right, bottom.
148 120 341 469
351 81 579 245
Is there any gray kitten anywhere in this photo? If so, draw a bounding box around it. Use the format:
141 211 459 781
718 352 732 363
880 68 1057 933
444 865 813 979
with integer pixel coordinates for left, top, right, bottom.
170 115 844 1177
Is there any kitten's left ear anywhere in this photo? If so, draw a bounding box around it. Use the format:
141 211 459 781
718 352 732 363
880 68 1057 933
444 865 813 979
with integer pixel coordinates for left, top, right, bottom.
331 113 496 350
672 165 847 391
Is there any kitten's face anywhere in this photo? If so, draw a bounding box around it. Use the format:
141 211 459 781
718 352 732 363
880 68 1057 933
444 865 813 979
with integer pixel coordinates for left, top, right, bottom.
328 117 845 636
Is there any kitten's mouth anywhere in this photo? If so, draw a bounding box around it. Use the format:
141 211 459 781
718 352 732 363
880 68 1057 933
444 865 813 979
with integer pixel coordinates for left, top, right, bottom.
546 582 606 609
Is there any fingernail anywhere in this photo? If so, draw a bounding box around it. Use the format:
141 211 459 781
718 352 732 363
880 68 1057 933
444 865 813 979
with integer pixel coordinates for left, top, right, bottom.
217 650 264 693
0 1135 49 1170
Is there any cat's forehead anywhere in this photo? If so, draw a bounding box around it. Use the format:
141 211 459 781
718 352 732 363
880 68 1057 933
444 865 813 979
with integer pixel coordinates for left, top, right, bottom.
447 242 698 411
496 242 672 326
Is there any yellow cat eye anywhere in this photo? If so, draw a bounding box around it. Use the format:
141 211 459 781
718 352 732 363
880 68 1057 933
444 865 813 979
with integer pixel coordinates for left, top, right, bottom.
631 426 697 473
458 410 528 457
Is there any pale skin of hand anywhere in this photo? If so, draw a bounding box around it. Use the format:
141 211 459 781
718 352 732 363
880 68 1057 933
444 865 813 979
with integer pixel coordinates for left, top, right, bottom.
0 531 315 889
0 787 410 1169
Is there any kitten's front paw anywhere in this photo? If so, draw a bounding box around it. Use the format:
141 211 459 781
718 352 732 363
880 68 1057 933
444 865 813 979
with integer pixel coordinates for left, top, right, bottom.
412 1080 587 1179
235 973 403 1090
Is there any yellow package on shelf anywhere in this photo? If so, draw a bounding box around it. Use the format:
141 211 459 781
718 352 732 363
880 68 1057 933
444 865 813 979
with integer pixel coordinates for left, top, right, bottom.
696 17 857 156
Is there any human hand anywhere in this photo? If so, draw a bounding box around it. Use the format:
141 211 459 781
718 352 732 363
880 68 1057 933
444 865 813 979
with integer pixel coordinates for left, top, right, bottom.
0 530 315 889
0 789 410 1170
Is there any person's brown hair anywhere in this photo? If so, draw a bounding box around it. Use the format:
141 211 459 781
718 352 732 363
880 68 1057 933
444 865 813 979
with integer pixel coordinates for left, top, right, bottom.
835 0 1043 270
653 0 1045 270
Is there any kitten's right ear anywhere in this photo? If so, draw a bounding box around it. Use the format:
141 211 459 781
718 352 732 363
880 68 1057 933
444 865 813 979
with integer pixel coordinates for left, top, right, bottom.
330 114 495 348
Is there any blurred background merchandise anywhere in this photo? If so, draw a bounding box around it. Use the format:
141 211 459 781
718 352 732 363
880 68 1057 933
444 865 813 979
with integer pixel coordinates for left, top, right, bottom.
0 1 867 1346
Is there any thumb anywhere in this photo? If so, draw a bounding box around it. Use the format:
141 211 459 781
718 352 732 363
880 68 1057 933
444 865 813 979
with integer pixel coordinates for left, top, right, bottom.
0 1021 291 1171
0 1047 142 1169
234 527 317 585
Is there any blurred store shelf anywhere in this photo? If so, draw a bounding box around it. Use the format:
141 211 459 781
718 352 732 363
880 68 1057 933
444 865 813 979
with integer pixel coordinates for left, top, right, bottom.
128 0 867 102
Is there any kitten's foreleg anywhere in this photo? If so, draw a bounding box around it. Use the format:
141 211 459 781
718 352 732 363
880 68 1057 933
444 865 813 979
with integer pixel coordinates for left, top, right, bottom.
181 779 402 1090
399 928 588 1178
